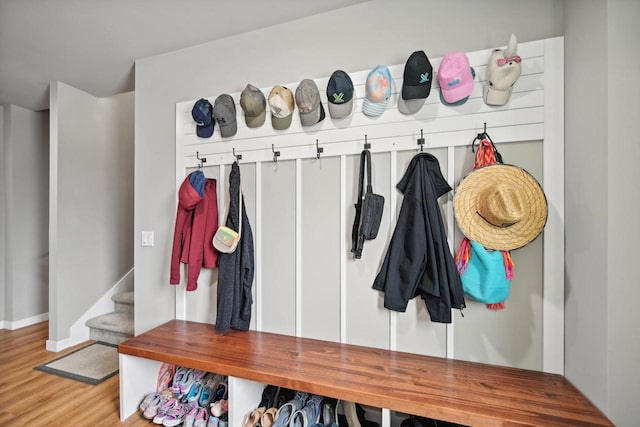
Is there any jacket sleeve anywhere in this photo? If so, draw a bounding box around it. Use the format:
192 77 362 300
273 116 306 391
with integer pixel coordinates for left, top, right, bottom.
372 179 427 312
170 207 187 285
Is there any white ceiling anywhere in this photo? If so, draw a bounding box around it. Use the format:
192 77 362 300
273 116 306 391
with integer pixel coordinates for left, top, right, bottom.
0 0 367 111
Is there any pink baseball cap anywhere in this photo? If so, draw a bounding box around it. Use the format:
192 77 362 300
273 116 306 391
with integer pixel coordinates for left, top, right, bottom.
437 52 475 105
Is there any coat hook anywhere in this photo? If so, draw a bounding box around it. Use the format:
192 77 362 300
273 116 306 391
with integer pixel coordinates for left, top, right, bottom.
364 134 371 150
272 144 280 163
417 129 425 152
316 139 323 159
196 151 207 169
233 147 242 162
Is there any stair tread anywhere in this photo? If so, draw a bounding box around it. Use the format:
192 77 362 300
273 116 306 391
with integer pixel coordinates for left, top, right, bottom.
86 311 134 336
112 291 134 305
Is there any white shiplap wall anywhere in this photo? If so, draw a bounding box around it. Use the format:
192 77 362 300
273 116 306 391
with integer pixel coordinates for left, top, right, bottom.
174 37 564 374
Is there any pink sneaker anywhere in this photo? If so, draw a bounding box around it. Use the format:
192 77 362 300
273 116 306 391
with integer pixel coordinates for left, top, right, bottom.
157 363 175 392
194 407 210 427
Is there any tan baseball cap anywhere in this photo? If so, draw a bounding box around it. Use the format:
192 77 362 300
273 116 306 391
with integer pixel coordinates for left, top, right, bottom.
240 84 266 128
268 85 295 130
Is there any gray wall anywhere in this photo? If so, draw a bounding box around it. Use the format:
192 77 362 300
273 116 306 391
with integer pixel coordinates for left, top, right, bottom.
563 0 609 410
1 105 49 324
0 105 4 324
49 82 134 342
606 1 640 426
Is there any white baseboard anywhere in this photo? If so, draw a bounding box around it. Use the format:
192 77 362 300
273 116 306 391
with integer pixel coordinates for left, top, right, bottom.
1 312 49 330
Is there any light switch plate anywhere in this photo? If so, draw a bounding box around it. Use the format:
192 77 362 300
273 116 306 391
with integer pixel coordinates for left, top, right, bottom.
141 231 154 247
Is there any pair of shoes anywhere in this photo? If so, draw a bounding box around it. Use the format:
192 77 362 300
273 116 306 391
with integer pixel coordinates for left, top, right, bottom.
261 407 278 427
211 399 228 418
273 391 308 427
289 394 323 427
162 401 191 427
140 392 167 420
259 384 280 409
322 399 339 427
157 363 175 392
171 367 191 395
199 374 225 407
242 406 265 427
185 405 210 427
152 398 181 424
340 402 379 427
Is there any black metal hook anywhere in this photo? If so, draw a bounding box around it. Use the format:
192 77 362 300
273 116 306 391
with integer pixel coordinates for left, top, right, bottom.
272 144 280 163
417 129 425 152
196 151 206 169
364 134 371 150
316 139 323 159
233 148 242 162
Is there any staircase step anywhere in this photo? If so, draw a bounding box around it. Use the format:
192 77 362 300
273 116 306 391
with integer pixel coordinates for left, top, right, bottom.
112 291 134 313
86 312 134 345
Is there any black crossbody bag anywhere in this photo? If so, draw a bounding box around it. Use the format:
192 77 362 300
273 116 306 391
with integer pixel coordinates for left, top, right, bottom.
351 149 384 259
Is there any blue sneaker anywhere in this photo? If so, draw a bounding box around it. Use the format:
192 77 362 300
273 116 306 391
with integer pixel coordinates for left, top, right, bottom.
273 391 308 427
289 394 323 427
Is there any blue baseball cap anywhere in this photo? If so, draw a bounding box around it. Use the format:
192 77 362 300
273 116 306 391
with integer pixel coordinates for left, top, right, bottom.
326 70 354 119
191 98 215 138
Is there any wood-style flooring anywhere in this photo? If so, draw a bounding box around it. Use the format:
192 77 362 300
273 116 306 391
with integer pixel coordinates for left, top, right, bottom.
0 321 150 427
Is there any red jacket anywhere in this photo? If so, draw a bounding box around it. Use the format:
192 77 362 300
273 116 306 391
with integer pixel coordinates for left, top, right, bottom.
170 173 218 291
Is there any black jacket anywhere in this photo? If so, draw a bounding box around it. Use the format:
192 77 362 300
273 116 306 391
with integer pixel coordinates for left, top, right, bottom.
216 162 255 332
372 153 465 323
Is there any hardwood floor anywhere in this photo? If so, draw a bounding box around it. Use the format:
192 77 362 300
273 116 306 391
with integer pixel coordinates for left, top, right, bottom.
0 321 150 427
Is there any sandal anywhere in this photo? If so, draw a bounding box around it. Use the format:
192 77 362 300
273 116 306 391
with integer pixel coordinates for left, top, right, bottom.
261 407 278 427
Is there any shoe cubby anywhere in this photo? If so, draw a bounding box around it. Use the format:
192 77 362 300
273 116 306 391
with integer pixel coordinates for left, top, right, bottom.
118 320 613 426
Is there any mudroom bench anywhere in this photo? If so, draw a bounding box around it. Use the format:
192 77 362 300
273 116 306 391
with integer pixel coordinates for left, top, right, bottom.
118 320 612 426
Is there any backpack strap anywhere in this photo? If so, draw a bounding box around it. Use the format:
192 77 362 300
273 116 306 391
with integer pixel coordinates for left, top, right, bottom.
351 150 370 258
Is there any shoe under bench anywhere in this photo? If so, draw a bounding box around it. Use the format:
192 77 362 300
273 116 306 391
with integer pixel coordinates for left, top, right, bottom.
118 319 612 426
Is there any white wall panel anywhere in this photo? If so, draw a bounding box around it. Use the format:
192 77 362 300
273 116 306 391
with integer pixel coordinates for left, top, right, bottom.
172 38 564 373
260 160 296 335
300 157 341 341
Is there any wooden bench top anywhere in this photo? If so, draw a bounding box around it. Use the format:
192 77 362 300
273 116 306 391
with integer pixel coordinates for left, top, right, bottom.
118 320 612 426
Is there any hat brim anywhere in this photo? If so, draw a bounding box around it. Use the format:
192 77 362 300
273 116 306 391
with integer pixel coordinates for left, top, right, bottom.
271 113 292 130
245 110 266 128
196 123 214 138
328 99 353 119
219 121 237 138
402 83 431 101
362 98 389 117
398 97 426 115
483 84 512 106
454 164 548 251
300 103 325 127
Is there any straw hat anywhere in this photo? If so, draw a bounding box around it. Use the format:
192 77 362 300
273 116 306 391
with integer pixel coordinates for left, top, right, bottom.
454 164 547 251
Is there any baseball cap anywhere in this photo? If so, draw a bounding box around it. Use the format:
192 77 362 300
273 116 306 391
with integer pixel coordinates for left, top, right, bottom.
484 34 522 106
438 52 475 106
326 70 354 119
212 94 237 138
268 85 295 130
295 79 326 126
362 65 392 117
398 51 432 115
240 84 266 128
191 98 214 138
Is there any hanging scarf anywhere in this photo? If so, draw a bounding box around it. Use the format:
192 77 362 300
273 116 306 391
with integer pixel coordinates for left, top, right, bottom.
455 139 514 310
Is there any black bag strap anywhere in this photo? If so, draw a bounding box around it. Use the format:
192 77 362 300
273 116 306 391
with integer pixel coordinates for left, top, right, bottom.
351 149 372 258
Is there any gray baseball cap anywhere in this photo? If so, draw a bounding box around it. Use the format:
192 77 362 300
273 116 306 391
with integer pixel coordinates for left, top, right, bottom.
240 84 266 128
295 79 325 127
213 94 237 137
